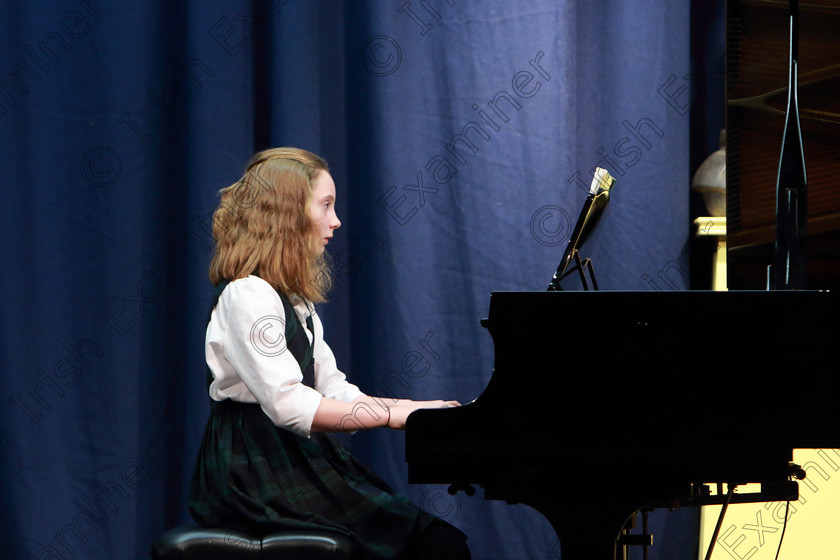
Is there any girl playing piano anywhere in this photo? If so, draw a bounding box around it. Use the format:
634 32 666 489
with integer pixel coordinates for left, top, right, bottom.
189 147 470 560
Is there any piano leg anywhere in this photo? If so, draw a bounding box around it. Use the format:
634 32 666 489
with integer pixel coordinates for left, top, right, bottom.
526 501 631 560
560 537 617 560
518 491 642 560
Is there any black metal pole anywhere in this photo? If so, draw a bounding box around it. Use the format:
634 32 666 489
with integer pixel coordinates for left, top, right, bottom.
771 0 808 290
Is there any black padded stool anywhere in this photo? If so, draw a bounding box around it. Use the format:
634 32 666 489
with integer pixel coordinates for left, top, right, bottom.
151 526 358 559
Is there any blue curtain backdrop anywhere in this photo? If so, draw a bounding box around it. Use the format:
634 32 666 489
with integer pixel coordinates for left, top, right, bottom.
0 1 724 559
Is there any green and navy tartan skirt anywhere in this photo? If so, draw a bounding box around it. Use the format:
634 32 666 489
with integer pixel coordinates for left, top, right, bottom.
189 399 435 559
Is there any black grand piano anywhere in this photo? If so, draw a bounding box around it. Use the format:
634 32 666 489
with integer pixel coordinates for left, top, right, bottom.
406 289 838 559
405 2 840 558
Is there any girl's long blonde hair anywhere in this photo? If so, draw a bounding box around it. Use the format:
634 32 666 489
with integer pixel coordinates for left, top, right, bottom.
208 147 332 302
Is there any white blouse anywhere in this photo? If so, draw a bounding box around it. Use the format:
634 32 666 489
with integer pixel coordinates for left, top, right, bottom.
206 275 364 437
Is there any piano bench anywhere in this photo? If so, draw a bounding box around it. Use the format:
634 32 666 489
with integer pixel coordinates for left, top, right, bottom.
150 526 358 560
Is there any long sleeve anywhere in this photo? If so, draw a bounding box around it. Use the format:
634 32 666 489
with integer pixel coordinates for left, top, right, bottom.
205 275 363 437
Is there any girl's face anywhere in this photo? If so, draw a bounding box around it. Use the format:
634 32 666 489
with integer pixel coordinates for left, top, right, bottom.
308 171 341 254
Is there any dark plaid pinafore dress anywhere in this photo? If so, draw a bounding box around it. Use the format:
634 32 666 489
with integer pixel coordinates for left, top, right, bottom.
189 282 435 559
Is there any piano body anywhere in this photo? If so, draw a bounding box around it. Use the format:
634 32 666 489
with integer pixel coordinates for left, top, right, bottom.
406 290 839 559
405 1 840 557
